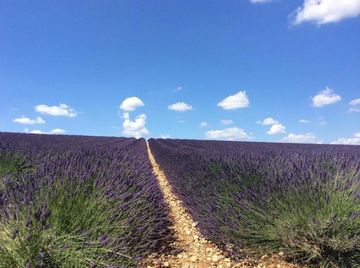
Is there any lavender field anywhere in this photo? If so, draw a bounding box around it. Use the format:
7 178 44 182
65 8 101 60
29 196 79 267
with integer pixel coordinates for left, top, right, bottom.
149 139 360 267
0 133 174 267
0 132 359 267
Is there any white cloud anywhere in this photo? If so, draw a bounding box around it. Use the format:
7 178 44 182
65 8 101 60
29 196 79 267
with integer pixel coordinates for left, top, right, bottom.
160 134 170 139
122 113 149 138
221 119 234 125
331 132 360 145
168 102 193 112
260 117 279 125
123 112 130 119
119 97 144 112
349 98 360 112
24 128 66 135
29 130 43 134
35 104 77 117
294 0 360 25
282 133 321 144
350 107 360 112
299 119 311 124
120 97 149 138
218 91 249 110
258 117 286 135
312 87 341 107
51 128 66 134
350 98 360 106
267 123 286 135
250 0 272 3
13 116 45 125
175 86 182 92
206 127 252 141
200 122 208 127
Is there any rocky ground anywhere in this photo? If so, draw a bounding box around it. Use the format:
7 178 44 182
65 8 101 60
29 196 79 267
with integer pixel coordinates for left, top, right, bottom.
143 142 299 268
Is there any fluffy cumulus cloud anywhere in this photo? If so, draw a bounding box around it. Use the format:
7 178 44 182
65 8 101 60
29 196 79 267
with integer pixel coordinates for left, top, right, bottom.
35 104 77 117
28 129 43 134
221 119 234 125
282 133 321 144
13 116 45 125
119 97 144 112
350 98 360 106
349 98 360 112
331 132 360 145
119 96 149 138
294 0 360 25
312 87 341 107
122 112 149 138
250 0 272 3
258 117 286 135
51 128 66 134
160 134 170 139
299 119 311 124
25 128 66 135
267 123 286 135
218 91 249 110
168 102 193 112
259 117 279 125
206 127 252 141
200 122 208 127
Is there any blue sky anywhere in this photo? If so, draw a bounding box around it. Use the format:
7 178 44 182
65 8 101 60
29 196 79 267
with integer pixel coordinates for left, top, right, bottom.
1 0 360 144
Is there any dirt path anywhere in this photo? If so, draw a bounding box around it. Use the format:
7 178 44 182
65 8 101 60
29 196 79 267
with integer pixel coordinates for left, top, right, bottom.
143 141 296 268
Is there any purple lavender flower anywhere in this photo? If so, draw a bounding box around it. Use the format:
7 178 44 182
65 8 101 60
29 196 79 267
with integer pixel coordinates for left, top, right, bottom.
99 234 110 246
39 251 46 258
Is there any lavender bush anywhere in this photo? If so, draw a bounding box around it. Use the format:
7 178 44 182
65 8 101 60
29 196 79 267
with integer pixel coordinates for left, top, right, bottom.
0 133 174 267
149 138 360 267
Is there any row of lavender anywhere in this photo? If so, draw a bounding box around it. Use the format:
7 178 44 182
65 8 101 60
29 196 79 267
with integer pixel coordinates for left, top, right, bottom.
149 138 360 267
0 133 174 267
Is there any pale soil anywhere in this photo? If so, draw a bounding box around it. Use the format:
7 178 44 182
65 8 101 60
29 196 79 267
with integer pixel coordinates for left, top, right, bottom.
142 142 298 268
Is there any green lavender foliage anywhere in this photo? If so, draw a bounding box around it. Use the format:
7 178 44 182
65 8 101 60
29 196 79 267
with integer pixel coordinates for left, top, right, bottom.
234 174 360 267
0 177 137 267
0 152 33 190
